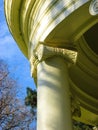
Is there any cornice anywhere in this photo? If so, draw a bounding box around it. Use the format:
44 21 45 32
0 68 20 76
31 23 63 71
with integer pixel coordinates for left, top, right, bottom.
4 0 90 57
4 0 28 57
29 0 89 49
20 0 36 45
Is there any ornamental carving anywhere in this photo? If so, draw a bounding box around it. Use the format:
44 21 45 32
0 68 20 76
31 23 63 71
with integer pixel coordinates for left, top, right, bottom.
30 44 77 78
89 0 98 15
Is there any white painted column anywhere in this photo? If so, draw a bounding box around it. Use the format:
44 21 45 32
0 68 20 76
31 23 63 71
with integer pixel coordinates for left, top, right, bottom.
37 56 73 130
93 126 98 130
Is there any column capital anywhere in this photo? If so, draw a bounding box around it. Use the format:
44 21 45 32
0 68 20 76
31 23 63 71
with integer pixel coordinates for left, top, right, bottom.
30 43 77 79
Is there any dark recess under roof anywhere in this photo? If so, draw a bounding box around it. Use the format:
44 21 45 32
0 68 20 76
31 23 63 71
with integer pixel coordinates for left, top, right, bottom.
84 23 98 55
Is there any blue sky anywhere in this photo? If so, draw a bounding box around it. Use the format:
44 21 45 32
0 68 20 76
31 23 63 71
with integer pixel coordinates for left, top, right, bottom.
0 0 36 96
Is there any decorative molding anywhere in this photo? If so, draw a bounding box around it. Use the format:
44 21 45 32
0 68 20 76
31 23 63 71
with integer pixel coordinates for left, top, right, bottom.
4 0 89 57
89 0 98 15
35 44 77 63
29 0 89 48
71 95 81 117
29 54 39 79
69 79 98 126
30 44 77 78
69 78 98 114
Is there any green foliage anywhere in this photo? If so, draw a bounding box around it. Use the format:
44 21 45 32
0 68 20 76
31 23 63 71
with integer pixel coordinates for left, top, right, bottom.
73 120 93 130
25 87 37 108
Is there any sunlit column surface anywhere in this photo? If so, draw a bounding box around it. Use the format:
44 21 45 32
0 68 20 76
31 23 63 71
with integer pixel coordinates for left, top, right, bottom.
37 56 73 130
29 44 77 130
4 0 98 128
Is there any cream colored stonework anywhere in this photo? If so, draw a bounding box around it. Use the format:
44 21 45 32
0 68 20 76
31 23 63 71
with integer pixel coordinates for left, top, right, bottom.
89 0 98 15
4 0 98 129
37 56 73 130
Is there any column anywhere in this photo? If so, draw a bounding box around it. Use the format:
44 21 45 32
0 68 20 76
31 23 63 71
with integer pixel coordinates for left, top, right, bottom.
30 44 77 130
37 56 73 130
93 126 98 130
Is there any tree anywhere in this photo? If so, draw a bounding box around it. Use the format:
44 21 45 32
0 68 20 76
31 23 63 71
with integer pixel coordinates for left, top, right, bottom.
25 87 37 109
0 60 33 130
25 87 37 121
